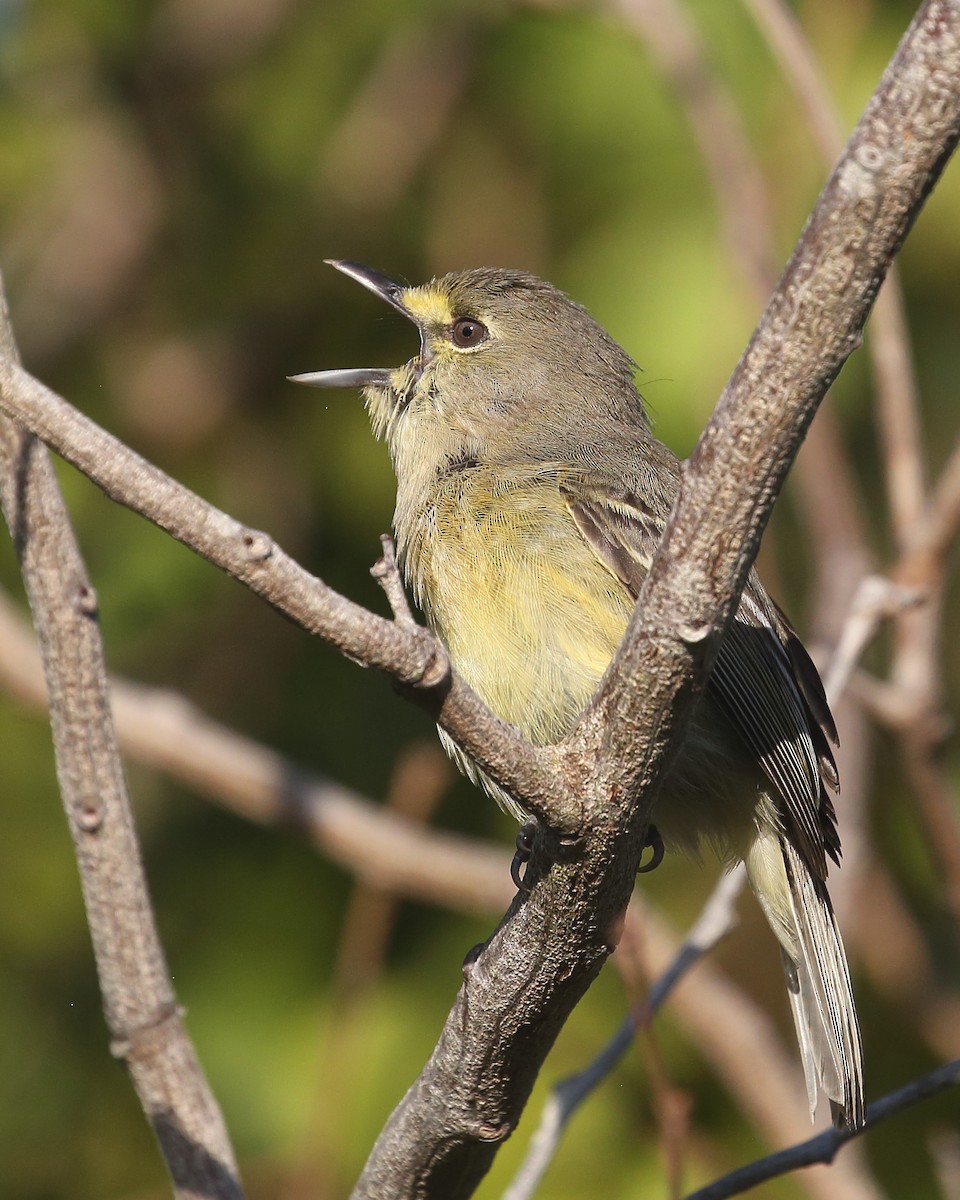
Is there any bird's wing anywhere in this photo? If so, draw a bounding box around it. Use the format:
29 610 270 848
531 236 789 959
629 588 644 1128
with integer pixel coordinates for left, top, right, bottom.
560 470 840 879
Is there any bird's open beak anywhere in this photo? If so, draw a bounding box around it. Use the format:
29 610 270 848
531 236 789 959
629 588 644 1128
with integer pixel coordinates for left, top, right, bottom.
288 260 411 390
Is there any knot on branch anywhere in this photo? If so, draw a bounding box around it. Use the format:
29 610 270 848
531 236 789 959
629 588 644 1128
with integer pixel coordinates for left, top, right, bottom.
109 1001 185 1063
416 639 451 690
74 582 99 617
74 799 104 833
240 528 274 562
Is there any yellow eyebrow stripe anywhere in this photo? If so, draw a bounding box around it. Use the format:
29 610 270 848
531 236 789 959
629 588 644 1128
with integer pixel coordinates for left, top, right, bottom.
401 285 454 326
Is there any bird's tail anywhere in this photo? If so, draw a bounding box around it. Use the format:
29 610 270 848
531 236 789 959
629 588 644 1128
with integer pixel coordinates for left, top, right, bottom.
745 830 864 1130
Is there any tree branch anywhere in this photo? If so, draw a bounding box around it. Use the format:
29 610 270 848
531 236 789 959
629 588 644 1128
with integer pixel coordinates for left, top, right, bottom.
501 866 747 1200
0 586 513 916
357 4 960 1195
0 354 561 822
684 1059 960 1200
0 5 957 1198
0 289 243 1198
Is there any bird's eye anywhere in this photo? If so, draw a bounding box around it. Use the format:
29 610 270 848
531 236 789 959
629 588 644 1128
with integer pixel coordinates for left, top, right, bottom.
450 317 488 349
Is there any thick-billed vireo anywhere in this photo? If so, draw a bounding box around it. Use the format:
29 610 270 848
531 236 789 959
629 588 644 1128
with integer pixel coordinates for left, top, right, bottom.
291 260 864 1130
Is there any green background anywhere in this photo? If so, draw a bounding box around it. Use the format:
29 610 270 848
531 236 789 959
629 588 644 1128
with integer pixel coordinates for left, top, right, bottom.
1 1 959 1197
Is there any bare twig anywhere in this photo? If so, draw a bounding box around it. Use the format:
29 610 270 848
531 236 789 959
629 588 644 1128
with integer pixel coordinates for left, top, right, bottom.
899 433 960 578
749 0 960 938
332 741 456 999
742 0 844 161
639 866 746 1021
0 288 243 1197
849 431 960 926
371 533 418 627
822 575 923 704
745 0 927 553
611 0 778 296
683 1059 960 1200
321 22 474 216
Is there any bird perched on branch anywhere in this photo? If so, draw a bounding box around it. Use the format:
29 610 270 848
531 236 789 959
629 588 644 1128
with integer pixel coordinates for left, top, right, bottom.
292 260 864 1129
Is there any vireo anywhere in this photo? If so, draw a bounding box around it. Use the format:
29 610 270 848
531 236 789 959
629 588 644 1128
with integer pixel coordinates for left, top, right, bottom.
292 260 864 1129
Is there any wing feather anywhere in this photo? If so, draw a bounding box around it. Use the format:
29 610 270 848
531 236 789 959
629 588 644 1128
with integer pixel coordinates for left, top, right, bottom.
562 475 840 878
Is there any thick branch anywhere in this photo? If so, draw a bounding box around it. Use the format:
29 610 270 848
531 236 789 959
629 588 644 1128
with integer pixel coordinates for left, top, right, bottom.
572 0 960 809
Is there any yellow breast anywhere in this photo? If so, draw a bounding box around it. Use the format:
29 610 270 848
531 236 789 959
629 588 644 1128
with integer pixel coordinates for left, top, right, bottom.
404 470 634 745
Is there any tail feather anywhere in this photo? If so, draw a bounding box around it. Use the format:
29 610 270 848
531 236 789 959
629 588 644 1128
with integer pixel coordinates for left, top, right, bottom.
747 833 864 1129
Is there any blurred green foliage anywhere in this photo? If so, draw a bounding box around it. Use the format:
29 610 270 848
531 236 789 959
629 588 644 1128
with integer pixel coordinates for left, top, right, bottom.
1 1 959 1197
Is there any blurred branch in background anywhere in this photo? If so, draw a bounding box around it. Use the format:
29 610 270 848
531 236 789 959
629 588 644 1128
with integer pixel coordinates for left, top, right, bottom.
0 587 511 917
745 0 960 944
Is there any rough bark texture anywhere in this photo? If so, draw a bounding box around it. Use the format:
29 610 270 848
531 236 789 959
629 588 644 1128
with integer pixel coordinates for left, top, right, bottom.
354 4 960 1195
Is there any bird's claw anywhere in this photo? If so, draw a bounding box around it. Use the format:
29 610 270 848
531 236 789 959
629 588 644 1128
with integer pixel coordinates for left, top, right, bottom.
511 820 537 892
637 824 665 873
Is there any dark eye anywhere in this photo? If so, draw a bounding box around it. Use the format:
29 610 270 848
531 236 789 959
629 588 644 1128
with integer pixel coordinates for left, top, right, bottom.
450 317 488 348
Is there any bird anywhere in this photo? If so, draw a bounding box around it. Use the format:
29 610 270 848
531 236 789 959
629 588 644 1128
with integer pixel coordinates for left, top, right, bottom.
291 259 865 1129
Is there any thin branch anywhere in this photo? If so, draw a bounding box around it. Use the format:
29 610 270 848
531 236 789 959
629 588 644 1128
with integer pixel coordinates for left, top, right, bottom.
742 0 844 161
815 431 960 722
371 533 418 627
0 288 243 1197
610 0 778 296
331 742 456 1001
683 1059 960 1200
639 866 746 1021
746 0 927 552
321 21 475 216
0 355 561 824
899 433 960 576
821 575 923 704
501 867 746 1200
748 0 960 944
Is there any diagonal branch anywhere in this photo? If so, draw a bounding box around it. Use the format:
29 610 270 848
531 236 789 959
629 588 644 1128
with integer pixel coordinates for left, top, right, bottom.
684 1058 960 1200
0 354 560 822
357 4 960 1196
570 0 960 822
